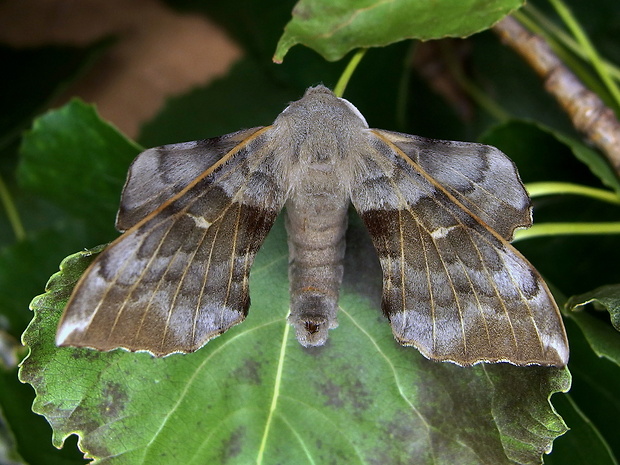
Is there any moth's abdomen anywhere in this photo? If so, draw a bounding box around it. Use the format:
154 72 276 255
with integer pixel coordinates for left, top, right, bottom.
285 195 348 347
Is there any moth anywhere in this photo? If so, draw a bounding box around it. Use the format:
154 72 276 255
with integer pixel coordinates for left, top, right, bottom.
57 85 569 366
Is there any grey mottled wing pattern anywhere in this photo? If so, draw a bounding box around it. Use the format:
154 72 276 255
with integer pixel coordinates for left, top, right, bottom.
350 130 568 366
372 129 532 240
57 127 286 356
116 127 264 231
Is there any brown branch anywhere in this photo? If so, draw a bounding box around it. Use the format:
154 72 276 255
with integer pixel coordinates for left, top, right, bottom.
493 16 620 176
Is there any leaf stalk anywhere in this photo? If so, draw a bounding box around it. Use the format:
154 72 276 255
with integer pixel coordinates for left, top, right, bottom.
0 175 26 241
334 49 367 97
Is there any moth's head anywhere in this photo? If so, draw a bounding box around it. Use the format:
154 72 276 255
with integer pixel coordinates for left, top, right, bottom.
275 85 368 130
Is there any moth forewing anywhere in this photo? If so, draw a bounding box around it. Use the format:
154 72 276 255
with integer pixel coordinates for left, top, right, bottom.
56 85 568 367
57 126 286 355
350 130 568 366
116 127 266 231
370 129 534 241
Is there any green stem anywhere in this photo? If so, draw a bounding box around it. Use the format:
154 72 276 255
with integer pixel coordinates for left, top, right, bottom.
525 181 620 205
515 181 620 241
548 0 620 109
0 175 26 241
334 48 367 98
513 221 620 242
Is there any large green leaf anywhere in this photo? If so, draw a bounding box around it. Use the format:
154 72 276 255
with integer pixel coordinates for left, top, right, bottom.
20 217 569 464
17 100 141 237
273 0 524 62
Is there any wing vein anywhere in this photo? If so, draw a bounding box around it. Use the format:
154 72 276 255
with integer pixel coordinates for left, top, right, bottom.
415 218 436 354
109 219 178 342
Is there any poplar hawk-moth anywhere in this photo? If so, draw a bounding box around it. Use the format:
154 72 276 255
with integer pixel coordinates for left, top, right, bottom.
57 86 569 366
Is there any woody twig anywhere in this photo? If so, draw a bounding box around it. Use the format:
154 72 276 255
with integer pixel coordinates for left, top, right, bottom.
493 15 620 176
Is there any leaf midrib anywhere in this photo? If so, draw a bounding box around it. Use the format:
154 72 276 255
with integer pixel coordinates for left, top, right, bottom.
256 323 290 465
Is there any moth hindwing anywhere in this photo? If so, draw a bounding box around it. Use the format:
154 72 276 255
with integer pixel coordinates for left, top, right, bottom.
57 85 568 366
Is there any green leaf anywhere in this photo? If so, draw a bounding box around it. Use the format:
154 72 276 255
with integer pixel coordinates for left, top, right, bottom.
565 285 620 366
20 215 569 464
567 284 620 332
274 0 524 62
545 394 618 465
17 100 141 235
559 317 620 461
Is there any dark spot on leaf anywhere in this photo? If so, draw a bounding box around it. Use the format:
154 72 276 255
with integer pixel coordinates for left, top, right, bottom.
62 404 102 440
347 379 372 411
99 381 128 420
320 380 344 408
231 359 262 385
69 348 100 361
222 426 245 460
381 417 416 444
317 374 371 412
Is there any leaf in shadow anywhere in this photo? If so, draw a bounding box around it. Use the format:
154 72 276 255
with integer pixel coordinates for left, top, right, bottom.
567 284 620 333
556 316 620 461
545 394 618 465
